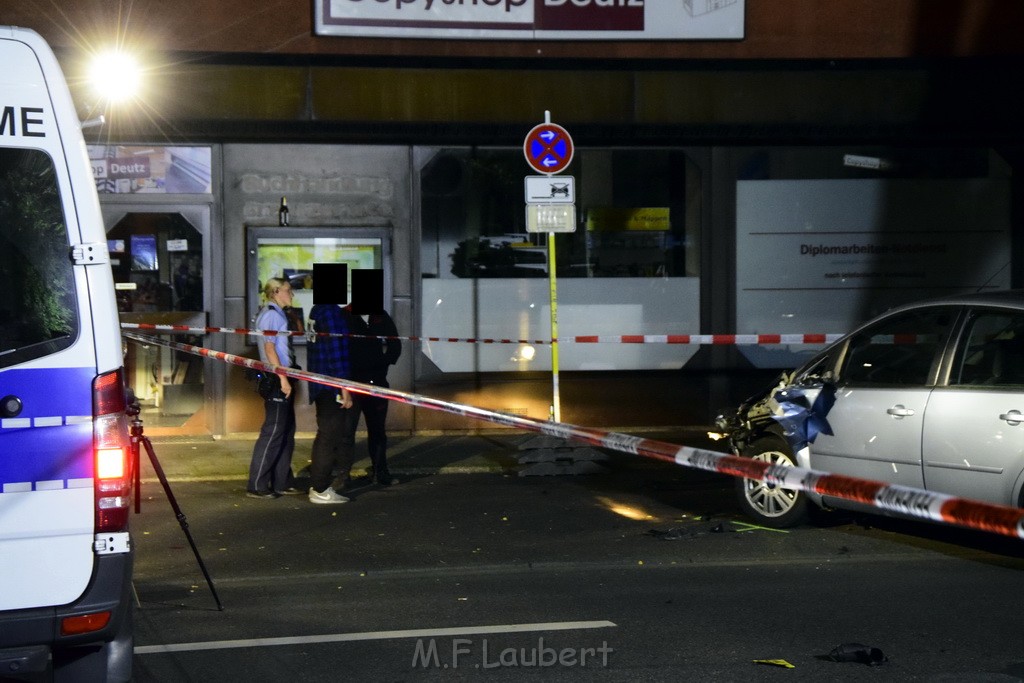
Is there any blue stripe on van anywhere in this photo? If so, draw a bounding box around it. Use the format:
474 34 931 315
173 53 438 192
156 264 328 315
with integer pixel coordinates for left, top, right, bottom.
0 367 94 487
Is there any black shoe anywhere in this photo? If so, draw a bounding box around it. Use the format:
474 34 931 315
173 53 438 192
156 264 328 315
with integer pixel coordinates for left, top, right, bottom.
338 476 373 493
246 490 279 499
276 487 304 495
376 476 399 487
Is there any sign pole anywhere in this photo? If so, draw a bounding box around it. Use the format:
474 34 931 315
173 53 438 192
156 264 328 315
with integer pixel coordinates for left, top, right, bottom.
518 112 607 474
543 111 561 423
523 109 574 423
548 230 560 422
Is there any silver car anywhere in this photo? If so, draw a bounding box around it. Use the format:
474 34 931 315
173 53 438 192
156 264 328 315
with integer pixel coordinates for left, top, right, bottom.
717 290 1024 528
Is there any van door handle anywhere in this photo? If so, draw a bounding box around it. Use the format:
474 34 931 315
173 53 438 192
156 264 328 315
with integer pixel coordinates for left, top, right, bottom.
1000 410 1023 426
887 405 915 418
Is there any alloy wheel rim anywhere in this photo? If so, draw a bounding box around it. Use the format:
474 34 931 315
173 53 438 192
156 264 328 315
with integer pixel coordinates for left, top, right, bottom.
743 450 799 518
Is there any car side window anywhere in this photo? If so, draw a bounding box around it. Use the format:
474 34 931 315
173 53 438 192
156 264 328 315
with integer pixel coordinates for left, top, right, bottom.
951 310 1024 387
841 308 954 386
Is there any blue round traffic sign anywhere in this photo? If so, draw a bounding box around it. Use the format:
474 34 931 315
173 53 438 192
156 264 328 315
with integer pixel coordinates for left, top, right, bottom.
523 122 574 175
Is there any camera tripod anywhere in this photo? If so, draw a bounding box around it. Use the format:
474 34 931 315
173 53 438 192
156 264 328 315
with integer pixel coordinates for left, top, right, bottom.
128 394 223 611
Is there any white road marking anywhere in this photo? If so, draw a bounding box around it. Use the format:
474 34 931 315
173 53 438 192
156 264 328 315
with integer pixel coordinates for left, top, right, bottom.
135 620 617 655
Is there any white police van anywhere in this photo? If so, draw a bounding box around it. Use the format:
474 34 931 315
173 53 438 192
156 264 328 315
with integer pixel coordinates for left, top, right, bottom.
0 26 133 681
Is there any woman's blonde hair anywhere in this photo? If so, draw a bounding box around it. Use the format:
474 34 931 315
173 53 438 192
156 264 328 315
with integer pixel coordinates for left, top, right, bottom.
262 277 288 302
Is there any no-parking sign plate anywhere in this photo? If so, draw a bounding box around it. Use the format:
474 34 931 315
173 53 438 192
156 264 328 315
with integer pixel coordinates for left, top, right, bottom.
523 121 574 175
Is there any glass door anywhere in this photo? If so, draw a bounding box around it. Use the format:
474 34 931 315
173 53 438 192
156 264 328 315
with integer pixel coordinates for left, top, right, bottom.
105 208 210 428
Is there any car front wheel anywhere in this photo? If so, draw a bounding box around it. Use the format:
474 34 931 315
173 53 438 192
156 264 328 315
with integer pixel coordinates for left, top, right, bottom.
735 434 809 528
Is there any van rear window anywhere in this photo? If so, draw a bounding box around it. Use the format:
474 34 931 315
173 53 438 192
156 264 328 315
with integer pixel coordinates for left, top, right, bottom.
0 148 78 368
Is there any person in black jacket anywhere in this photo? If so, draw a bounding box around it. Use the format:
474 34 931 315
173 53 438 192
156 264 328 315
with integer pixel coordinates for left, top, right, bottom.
346 306 402 486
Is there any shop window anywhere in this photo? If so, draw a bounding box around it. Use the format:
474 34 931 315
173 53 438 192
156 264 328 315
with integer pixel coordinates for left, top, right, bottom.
734 146 1012 371
420 147 702 373
245 228 391 343
423 148 697 280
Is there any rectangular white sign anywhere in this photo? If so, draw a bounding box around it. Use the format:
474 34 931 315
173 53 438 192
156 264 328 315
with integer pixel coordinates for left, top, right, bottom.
526 203 576 233
525 175 575 204
315 0 744 41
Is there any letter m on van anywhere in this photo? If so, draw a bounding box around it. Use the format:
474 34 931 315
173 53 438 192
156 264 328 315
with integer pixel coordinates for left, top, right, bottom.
0 106 15 135
0 106 45 137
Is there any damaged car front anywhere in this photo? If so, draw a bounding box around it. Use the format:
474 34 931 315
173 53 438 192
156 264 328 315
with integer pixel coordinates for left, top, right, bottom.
715 352 840 528
714 292 1024 531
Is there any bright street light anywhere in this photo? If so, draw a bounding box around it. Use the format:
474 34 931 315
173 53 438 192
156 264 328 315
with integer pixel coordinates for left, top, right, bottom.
88 49 142 104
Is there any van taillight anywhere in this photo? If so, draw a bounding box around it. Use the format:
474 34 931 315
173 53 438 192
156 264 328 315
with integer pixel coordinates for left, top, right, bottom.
93 368 131 533
61 611 112 636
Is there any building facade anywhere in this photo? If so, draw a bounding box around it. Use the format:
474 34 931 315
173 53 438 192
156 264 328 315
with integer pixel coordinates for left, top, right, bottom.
4 1 1022 435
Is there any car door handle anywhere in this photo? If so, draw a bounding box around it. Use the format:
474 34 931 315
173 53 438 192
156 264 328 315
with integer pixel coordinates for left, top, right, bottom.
1000 410 1023 426
886 405 915 418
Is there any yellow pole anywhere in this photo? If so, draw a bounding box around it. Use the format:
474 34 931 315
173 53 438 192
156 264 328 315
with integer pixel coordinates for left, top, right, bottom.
548 231 561 422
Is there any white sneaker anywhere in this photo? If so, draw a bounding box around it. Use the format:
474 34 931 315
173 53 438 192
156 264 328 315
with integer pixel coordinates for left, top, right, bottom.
308 487 350 504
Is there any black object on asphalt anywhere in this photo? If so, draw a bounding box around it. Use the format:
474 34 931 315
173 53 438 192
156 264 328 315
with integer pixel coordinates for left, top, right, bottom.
825 643 888 666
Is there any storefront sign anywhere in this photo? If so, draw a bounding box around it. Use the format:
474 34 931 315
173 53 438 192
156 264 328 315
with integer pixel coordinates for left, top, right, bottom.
105 157 150 179
88 145 212 194
315 0 744 40
586 207 670 232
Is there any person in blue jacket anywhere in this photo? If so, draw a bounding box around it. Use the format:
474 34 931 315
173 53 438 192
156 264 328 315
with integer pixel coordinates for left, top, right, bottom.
305 265 355 504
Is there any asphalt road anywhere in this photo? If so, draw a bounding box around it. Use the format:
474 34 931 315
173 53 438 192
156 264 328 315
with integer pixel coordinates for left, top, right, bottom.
129 456 1024 681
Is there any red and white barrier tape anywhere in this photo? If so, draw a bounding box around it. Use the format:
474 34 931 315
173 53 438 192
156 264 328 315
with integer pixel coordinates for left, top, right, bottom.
119 323 843 347
123 330 1024 540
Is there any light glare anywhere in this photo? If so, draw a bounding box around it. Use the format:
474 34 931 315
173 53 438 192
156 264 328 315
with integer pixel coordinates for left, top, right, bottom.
89 50 142 103
97 448 125 479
